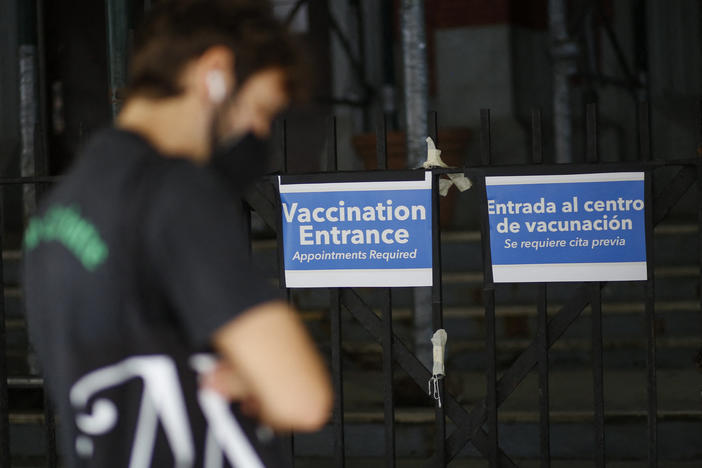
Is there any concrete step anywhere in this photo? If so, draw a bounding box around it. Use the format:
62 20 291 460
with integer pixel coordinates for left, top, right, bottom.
7 368 700 418
293 459 702 468
9 458 58 468
7 455 702 468
339 369 702 413
9 409 702 461
298 298 701 330
291 413 702 460
333 335 702 371
3 227 699 318
10 457 702 468
5 330 701 377
285 268 699 310
335 409 702 426
7 296 700 328
4 215 699 463
3 265 699 318
300 294 702 345
5 303 701 375
299 299 701 322
7 415 52 462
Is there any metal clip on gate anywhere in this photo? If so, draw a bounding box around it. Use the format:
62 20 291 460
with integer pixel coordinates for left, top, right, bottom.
428 329 447 408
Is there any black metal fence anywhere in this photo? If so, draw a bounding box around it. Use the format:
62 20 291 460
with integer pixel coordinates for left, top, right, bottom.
245 102 702 467
0 101 700 466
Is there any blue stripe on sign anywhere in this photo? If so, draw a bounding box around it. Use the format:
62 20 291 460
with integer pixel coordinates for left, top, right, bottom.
281 188 432 271
486 180 646 265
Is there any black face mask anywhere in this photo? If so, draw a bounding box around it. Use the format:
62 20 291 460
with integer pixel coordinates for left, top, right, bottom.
209 133 271 194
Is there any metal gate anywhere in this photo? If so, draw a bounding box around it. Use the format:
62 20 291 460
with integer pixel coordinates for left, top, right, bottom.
244 102 702 467
0 101 701 466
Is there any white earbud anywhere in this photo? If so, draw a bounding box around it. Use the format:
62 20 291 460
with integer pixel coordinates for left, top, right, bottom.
206 71 227 103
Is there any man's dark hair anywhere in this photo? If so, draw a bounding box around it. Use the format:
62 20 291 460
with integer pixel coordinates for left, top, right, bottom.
127 0 304 100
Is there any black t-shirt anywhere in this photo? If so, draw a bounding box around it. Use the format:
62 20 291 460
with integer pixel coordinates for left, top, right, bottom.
22 128 285 467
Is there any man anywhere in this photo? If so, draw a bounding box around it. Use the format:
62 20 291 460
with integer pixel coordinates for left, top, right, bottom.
22 1 332 467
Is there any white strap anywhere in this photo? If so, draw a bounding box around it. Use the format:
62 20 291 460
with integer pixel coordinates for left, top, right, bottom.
422 137 472 196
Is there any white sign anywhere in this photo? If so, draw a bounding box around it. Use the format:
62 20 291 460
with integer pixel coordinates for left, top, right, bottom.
485 172 647 283
279 173 433 288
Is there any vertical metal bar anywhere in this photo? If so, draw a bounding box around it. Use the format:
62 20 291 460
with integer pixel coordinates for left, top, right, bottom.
377 114 388 170
18 7 52 464
19 0 39 221
376 114 396 467
18 5 54 464
35 0 50 178
637 101 651 162
644 102 658 468
285 429 295 468
105 0 129 118
330 285 345 468
328 116 345 468
550 0 575 163
536 282 550 465
427 110 446 467
480 109 492 166
531 109 551 468
0 189 8 468
381 289 396 467
644 177 657 468
400 0 428 168
380 1 397 128
590 282 605 468
328 116 338 172
586 103 605 467
281 119 288 174
44 392 57 468
429 110 439 146
353 0 369 130
404 16 432 368
432 174 446 467
586 103 599 164
480 109 498 467
697 99 702 341
276 119 289 290
276 117 294 467
632 0 649 103
531 109 544 165
33 0 56 436
283 290 295 467
243 201 252 258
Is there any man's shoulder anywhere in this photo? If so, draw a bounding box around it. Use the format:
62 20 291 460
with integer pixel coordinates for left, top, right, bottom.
76 127 243 204
38 128 153 203
47 128 155 198
80 126 152 158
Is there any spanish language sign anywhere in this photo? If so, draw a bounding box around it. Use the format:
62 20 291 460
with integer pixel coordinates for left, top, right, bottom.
485 172 647 283
278 172 433 288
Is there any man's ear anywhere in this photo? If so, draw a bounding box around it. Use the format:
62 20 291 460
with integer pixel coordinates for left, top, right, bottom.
194 46 236 105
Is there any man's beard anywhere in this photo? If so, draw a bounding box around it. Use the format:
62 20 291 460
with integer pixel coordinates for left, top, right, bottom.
208 97 239 152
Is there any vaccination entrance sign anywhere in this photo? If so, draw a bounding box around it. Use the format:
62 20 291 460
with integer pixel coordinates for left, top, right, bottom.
278 172 433 288
485 172 647 283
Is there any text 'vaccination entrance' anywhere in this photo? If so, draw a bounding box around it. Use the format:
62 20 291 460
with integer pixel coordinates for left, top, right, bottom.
278 172 433 288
